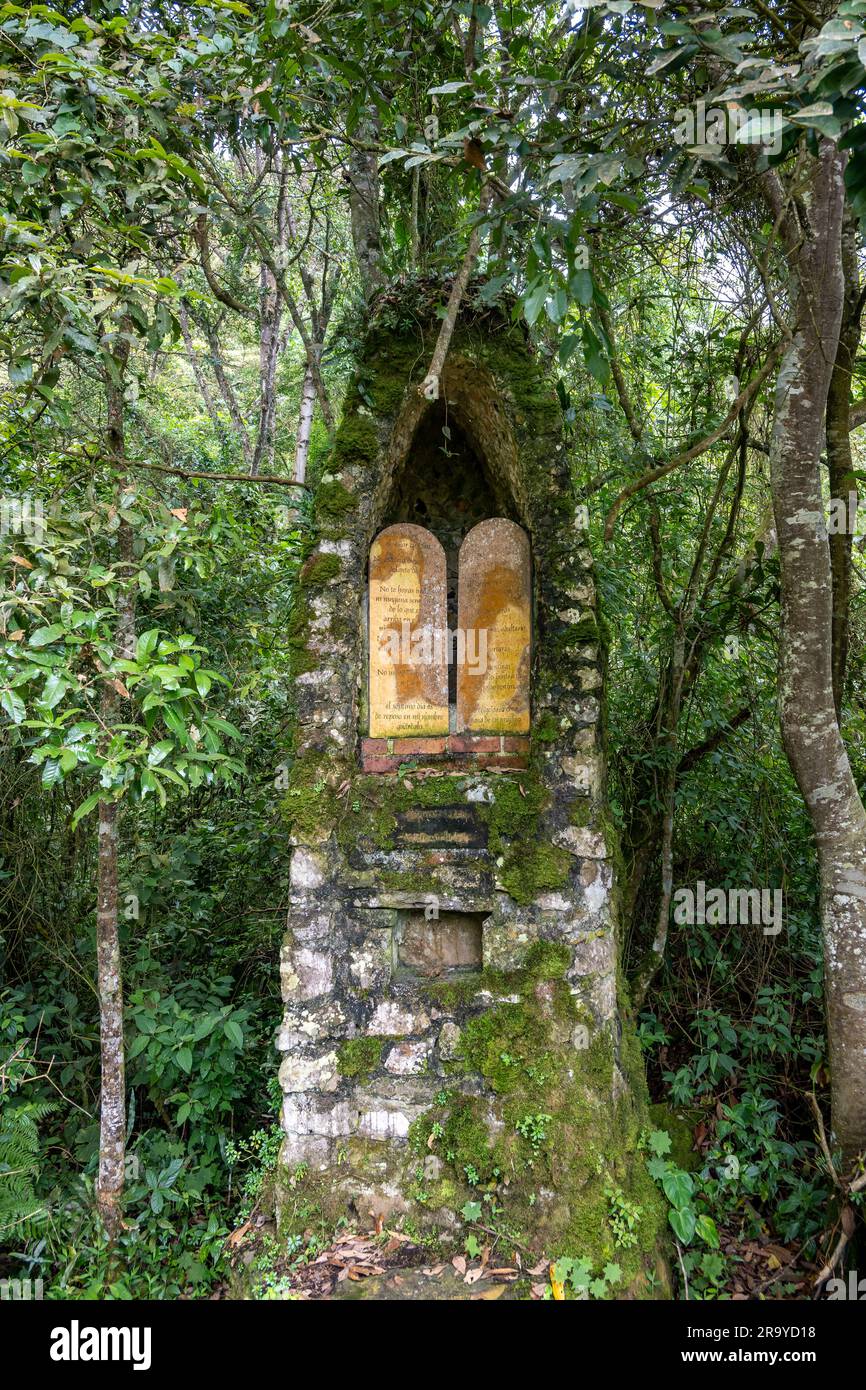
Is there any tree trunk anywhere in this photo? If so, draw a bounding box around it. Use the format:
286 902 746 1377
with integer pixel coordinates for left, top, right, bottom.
347 109 384 298
192 310 253 467
96 363 135 1239
96 798 125 1239
178 302 223 436
825 210 861 721
766 144 866 1164
294 361 316 485
252 262 281 477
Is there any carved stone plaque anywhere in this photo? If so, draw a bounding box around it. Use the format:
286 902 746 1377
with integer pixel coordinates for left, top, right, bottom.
368 524 448 737
457 518 531 734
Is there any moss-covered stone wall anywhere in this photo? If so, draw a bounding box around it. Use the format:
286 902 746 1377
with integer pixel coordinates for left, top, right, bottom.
275 288 668 1292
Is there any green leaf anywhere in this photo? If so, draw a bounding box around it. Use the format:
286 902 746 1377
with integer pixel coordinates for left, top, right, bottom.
29 624 65 648
176 1047 193 1074
662 1169 694 1208
1 689 26 723
70 791 101 827
223 1019 244 1049
668 1206 696 1244
696 1214 720 1249
648 1129 672 1156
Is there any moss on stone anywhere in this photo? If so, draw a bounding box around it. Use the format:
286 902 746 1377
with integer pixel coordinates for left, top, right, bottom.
336 1037 385 1082
281 752 344 841
300 553 341 587
532 711 559 744
315 480 359 529
331 412 379 469
404 939 668 1287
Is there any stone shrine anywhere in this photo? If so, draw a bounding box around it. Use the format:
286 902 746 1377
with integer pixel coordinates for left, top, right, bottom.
278 291 666 1290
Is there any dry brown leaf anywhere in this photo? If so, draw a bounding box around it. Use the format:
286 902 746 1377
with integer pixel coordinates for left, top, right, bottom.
452 1255 467 1275
464 1266 484 1285
531 1283 547 1299
225 1220 251 1248
10 555 33 568
8 630 23 641
170 508 188 522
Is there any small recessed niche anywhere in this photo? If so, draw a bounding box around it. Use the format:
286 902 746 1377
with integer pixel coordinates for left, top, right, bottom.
395 910 485 977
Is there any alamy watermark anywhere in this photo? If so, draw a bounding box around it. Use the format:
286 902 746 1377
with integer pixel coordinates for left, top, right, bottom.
673 880 783 936
673 102 785 156
378 622 488 675
0 493 45 541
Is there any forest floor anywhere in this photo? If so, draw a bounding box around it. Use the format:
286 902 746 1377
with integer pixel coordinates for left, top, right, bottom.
224 1215 819 1301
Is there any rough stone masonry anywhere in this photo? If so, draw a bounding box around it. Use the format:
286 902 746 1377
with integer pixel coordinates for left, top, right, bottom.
276 287 668 1289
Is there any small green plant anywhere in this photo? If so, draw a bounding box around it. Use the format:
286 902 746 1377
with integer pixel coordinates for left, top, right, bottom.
550 1256 622 1300
604 1182 642 1249
646 1130 720 1249
515 1112 552 1154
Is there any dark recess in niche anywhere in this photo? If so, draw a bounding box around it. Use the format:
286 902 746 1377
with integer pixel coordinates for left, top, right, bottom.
395 909 487 977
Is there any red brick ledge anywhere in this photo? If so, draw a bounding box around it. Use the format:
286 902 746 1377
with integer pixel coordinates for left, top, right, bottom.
361 734 530 773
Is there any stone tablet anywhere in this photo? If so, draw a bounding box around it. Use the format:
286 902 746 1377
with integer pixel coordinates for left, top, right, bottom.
457 518 531 734
368 524 448 737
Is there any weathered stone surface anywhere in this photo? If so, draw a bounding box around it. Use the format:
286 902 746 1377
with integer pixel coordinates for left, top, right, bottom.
368 524 448 737
437 1021 462 1060
383 1039 432 1075
281 946 333 1002
290 847 327 890
278 1050 340 1093
554 826 607 858
457 518 531 734
349 931 393 991
366 998 431 1035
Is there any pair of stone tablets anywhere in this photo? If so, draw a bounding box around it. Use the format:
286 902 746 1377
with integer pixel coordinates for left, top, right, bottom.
368 518 530 738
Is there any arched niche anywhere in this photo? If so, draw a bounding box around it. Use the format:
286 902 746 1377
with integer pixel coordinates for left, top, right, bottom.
372 359 526 707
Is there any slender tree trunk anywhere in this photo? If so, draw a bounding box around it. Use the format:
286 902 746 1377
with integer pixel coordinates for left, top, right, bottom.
347 109 384 298
192 310 253 467
294 361 316 485
766 144 866 1164
178 302 222 435
96 363 135 1239
96 797 125 1239
252 263 281 477
826 210 861 721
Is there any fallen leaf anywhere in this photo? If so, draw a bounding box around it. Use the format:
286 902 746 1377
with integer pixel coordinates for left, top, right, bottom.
452 1255 467 1275
225 1220 251 1248
8 630 23 641
170 508 188 522
550 1262 565 1301
9 555 33 568
474 1284 506 1300
464 1266 484 1285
